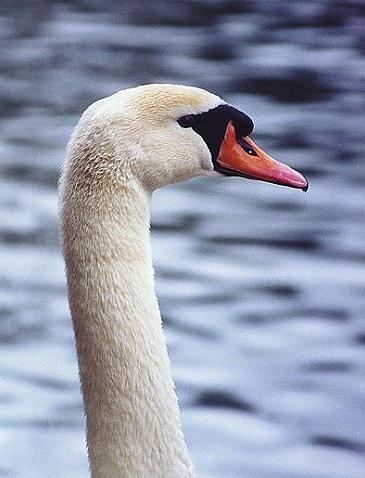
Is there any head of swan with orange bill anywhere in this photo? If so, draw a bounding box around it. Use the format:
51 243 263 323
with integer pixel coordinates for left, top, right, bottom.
178 103 308 192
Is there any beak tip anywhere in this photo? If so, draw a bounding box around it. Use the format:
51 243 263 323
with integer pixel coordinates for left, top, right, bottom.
301 174 309 192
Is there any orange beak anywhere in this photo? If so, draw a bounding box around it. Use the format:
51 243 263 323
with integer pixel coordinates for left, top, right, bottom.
216 121 308 191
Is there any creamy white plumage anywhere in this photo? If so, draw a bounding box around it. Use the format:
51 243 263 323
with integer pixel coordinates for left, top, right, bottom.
59 84 307 478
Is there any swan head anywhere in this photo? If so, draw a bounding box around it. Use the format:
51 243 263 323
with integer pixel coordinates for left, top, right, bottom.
76 84 308 192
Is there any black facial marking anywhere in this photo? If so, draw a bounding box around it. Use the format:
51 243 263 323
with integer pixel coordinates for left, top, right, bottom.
178 104 254 161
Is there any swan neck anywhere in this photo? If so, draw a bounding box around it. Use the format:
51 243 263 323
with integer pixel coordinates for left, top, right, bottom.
61 179 194 477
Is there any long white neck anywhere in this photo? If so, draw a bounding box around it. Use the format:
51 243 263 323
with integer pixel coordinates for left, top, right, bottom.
60 163 195 477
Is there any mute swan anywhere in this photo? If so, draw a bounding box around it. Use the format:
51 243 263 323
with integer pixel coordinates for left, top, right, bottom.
59 84 307 478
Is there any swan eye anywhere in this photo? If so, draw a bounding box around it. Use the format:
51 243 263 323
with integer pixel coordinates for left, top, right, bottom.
178 114 194 128
238 138 257 156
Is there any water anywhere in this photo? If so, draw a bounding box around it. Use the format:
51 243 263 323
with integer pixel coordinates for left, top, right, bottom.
1 1 365 477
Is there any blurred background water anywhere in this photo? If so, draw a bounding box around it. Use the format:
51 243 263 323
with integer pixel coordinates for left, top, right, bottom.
1 1 365 477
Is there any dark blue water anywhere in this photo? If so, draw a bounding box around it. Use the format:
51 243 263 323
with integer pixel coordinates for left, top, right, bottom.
1 1 365 477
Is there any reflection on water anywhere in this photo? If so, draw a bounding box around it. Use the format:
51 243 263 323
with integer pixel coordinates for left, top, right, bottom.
1 1 365 477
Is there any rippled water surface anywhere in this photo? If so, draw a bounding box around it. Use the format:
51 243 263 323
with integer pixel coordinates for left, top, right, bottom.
1 1 365 477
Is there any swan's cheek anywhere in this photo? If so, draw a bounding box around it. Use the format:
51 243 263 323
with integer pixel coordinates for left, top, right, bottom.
200 152 214 172
192 133 214 173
